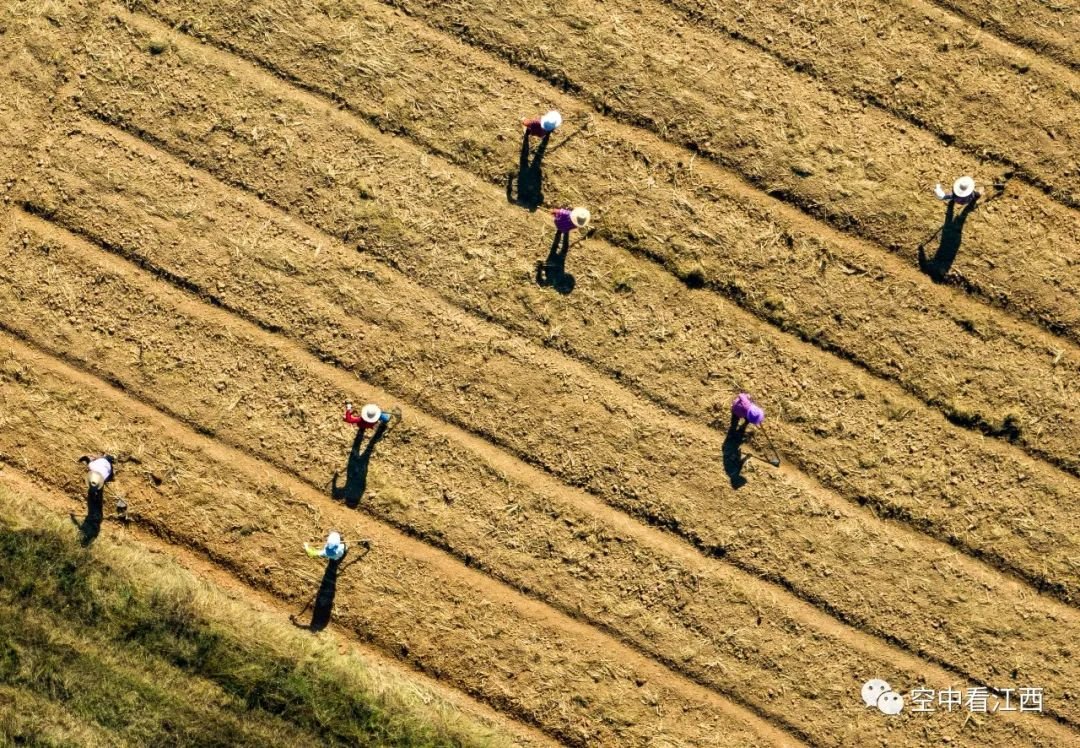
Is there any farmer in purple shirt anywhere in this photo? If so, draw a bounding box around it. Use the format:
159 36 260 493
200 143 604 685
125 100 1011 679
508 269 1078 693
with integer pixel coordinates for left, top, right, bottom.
552 207 590 235
537 207 590 294
731 393 765 429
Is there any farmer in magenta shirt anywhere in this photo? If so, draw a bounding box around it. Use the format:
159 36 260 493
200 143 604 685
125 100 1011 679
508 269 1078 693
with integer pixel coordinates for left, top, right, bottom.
537 207 590 293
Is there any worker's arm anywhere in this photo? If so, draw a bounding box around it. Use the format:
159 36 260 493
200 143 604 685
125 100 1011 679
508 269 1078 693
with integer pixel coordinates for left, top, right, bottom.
343 407 363 425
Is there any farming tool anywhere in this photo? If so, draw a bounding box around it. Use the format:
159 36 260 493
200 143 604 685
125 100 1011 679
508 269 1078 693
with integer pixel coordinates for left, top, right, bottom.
757 425 782 468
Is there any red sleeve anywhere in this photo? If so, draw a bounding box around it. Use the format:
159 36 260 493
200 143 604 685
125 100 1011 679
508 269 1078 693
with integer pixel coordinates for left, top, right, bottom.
344 409 362 424
523 118 546 137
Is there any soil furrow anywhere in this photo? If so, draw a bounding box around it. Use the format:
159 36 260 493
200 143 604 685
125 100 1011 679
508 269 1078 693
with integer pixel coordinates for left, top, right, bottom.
0 466 557 748
649 0 1080 201
0 331 789 748
0 468 560 748
926 0 1080 71
11 204 1073 747
0 0 93 195
291 0 1080 343
15 126 1080 739
101 0 1080 480
127 0 1080 351
67 13 1080 612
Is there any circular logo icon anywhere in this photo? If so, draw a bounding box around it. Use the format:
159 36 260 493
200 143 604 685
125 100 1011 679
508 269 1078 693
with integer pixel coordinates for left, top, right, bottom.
861 679 891 708
861 679 904 715
877 690 904 715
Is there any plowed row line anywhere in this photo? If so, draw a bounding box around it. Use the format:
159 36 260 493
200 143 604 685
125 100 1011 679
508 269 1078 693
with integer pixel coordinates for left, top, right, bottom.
651 0 1080 203
13 204 1075 744
8 202 1080 742
69 10 1080 614
10 0 1080 742
0 467 560 748
925 0 1080 71
107 1 1080 481
0 326 789 748
17 116 1080 738
338 0 1080 343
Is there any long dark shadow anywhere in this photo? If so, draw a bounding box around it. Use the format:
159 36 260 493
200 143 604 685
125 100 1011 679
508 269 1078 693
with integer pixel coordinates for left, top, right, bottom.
721 416 750 489
291 544 371 632
506 130 548 211
535 231 575 294
70 487 104 547
917 199 977 282
331 422 388 509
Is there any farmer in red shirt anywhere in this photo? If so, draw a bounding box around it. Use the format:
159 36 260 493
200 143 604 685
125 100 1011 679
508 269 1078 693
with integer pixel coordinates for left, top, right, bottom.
522 110 562 139
344 402 392 430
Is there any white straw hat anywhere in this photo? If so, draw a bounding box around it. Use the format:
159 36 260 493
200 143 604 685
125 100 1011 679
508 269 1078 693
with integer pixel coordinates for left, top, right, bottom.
952 176 975 198
88 471 105 490
570 207 591 228
360 403 382 424
540 110 562 132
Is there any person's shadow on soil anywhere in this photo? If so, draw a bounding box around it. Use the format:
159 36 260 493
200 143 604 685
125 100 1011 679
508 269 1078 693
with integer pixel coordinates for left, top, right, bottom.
330 422 388 509
722 416 752 490
535 231 576 294
918 198 978 282
70 487 104 546
290 543 370 632
506 131 548 211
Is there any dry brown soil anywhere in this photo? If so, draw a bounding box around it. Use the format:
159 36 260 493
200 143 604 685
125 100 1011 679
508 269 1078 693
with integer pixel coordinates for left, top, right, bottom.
2 0 1078 745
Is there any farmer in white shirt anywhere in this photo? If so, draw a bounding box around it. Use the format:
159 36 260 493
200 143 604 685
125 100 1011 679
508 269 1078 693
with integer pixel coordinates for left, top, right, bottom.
934 176 980 206
78 453 115 498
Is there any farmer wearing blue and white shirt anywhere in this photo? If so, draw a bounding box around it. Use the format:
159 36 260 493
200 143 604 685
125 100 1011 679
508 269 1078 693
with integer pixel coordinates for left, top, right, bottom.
305 531 347 561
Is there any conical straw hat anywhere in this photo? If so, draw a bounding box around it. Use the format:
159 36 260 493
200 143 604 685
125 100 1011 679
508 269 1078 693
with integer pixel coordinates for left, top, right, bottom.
570 207 591 228
360 403 382 424
952 176 975 198
88 471 105 490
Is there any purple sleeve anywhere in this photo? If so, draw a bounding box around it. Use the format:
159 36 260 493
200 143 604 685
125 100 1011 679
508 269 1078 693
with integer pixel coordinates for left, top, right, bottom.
553 209 575 233
731 393 751 420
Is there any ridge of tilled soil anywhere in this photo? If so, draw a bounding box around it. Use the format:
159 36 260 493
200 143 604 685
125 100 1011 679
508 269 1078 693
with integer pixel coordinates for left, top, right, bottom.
66 18 1080 612
103 0 1080 477
0 331 784 748
208 0 1080 345
14 130 1080 737
1 469 561 748
651 0 1080 199
0 0 92 188
927 0 1080 71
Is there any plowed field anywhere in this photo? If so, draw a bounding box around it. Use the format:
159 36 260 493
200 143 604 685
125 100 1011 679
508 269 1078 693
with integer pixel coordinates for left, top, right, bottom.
2 1 1077 745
